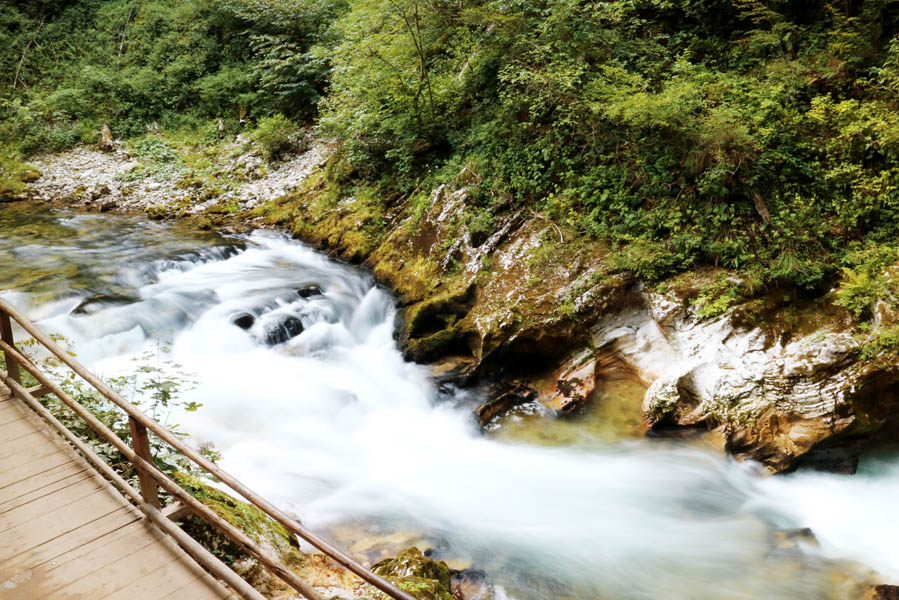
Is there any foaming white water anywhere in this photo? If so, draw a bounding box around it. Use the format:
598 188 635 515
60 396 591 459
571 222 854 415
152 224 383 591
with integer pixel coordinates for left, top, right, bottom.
4 222 896 598
754 453 899 583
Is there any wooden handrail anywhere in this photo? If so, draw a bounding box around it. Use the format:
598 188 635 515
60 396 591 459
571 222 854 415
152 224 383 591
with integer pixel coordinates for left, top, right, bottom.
0 298 417 600
0 367 268 600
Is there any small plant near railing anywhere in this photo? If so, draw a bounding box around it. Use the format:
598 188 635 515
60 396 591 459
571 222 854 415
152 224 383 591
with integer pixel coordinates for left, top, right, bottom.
7 336 217 493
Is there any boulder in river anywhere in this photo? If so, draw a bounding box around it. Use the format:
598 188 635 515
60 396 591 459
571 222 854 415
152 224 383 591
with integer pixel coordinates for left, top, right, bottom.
231 312 255 330
866 585 899 600
450 569 494 600
263 316 304 345
538 352 597 415
70 293 136 315
297 285 323 298
584 284 899 472
476 382 537 427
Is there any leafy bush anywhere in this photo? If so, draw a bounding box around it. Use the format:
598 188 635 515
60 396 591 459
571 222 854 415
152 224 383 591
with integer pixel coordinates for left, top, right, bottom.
2 340 206 490
861 326 899 360
0 0 340 155
834 267 888 320
0 149 39 199
694 277 746 320
251 114 297 160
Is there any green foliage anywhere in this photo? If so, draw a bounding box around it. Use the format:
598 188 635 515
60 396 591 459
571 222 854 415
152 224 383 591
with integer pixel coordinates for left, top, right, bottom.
834 267 888 320
251 114 298 160
0 148 39 199
860 325 899 360
0 0 340 155
609 238 685 282
11 337 206 492
315 0 899 292
7 0 899 299
694 276 746 319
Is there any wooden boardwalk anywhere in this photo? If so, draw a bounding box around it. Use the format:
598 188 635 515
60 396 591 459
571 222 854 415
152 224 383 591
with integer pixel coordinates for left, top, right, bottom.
0 383 236 600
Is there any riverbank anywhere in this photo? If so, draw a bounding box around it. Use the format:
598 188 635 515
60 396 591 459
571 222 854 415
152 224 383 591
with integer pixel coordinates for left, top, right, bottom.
15 135 899 476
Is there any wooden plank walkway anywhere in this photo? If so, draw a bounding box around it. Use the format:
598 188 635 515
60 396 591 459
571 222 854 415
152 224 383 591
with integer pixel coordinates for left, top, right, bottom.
0 384 237 600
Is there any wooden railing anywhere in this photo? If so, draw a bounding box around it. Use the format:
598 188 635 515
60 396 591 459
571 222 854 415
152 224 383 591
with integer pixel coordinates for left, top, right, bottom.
0 297 417 600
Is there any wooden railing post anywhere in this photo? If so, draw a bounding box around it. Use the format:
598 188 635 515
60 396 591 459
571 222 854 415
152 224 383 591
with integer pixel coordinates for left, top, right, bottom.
129 416 161 508
0 309 21 385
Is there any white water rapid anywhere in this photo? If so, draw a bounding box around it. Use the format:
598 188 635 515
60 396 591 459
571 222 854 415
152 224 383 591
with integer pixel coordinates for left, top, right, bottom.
2 205 897 599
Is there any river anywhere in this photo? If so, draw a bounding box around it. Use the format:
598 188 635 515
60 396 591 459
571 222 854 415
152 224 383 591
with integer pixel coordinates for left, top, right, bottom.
1 202 895 599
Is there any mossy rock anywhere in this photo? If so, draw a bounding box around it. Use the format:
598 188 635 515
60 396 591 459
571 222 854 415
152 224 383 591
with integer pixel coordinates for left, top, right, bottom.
371 547 454 600
173 472 302 568
145 204 169 220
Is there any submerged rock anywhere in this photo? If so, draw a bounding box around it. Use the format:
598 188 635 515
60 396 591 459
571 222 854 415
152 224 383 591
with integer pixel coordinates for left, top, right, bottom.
450 569 494 600
476 382 537 427
538 353 597 415
231 311 255 330
866 585 899 600
70 293 136 315
263 316 305 345
298 285 324 298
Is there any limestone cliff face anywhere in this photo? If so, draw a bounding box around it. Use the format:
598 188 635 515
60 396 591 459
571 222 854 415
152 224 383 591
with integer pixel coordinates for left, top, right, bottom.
591 287 899 472
360 181 899 473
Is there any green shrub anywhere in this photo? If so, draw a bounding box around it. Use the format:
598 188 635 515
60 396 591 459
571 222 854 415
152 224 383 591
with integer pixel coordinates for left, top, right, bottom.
694 277 745 320
834 267 888 320
251 114 297 161
860 326 899 360
0 149 39 199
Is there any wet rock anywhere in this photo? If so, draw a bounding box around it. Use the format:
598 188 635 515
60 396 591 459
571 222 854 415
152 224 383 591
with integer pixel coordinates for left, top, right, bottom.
427 356 478 386
372 547 454 600
450 569 493 600
263 316 304 345
297 285 324 298
538 355 597 415
70 293 135 315
867 585 899 600
770 527 819 558
476 382 537 427
398 284 477 364
580 286 899 472
793 443 862 474
777 527 818 546
231 312 255 330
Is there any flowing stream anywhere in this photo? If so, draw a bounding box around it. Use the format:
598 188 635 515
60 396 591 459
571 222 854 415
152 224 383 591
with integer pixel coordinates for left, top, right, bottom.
2 202 897 599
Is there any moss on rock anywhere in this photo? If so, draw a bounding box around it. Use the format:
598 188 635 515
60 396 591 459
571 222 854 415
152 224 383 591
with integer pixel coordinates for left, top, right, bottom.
173 472 303 568
368 547 455 600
